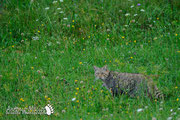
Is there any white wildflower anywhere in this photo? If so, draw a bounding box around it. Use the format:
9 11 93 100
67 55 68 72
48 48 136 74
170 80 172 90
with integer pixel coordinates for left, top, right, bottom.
159 108 163 110
145 106 148 109
60 0 63 2
57 8 61 10
48 42 52 46
125 13 130 16
124 25 128 27
140 9 145 12
62 110 66 113
53 1 57 4
178 108 180 110
56 76 59 79
171 112 176 115
130 5 134 8
167 117 172 120
137 108 143 112
63 18 68 20
134 14 138 16
32 36 39 41
57 41 60 44
45 7 50 10
170 109 173 112
72 98 76 101
107 29 110 32
152 117 157 120
60 11 64 13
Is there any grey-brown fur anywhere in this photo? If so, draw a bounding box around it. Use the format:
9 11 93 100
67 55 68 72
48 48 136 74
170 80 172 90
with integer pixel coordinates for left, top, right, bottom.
94 65 163 99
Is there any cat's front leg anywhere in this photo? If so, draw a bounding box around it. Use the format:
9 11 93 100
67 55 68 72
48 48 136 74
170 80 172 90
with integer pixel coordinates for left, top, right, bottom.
102 83 113 95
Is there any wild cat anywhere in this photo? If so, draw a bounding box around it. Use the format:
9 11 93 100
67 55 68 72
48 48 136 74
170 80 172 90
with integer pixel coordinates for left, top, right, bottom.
94 65 164 99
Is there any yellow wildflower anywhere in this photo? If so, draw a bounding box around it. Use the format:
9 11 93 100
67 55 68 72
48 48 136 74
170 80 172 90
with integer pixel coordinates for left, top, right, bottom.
175 86 178 89
157 18 159 20
76 88 79 90
130 57 133 59
72 20 74 22
38 30 40 33
177 98 179 101
75 92 78 95
79 62 82 64
47 98 51 101
102 23 104 26
72 25 75 28
12 45 14 48
76 100 79 103
75 80 78 82
41 24 44 26
88 36 90 38
177 51 180 53
83 48 85 51
122 36 125 39
134 40 136 43
20 98 25 102
175 34 178 36
31 67 34 70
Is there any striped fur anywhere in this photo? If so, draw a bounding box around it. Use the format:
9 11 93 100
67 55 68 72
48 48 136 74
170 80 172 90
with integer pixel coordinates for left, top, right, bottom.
94 65 164 100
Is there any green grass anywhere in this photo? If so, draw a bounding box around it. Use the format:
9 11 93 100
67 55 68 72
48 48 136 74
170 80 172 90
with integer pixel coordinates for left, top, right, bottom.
0 0 180 119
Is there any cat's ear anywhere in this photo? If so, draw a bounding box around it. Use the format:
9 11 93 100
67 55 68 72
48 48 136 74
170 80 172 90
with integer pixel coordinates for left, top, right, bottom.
93 66 99 71
103 65 108 71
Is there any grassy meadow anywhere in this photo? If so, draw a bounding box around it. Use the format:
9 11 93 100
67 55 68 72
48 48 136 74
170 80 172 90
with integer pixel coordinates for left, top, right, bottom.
0 0 180 119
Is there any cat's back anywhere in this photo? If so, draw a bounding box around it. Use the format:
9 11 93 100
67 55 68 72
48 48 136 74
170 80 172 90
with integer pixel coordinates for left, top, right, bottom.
111 71 146 82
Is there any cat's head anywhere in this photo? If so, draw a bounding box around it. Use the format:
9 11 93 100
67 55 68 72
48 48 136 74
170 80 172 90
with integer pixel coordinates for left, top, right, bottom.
93 65 110 81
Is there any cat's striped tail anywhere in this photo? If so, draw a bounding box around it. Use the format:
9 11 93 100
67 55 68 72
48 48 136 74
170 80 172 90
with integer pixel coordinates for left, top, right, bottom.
154 87 164 100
